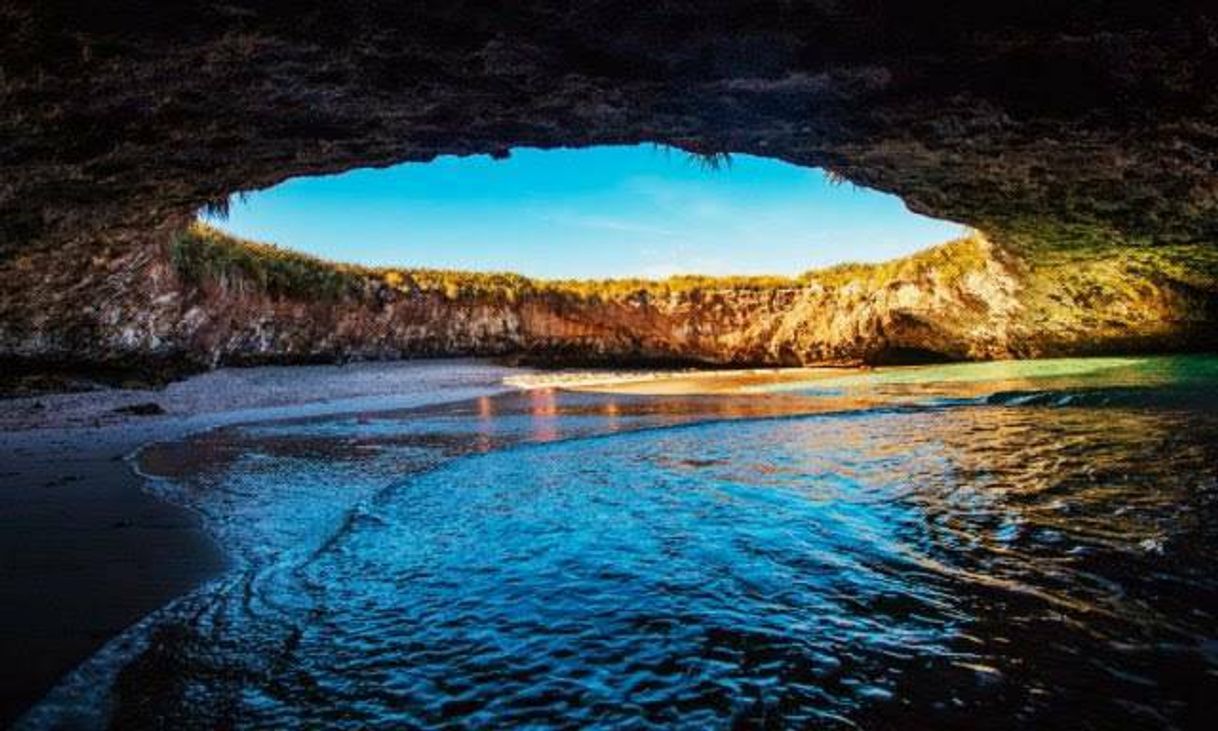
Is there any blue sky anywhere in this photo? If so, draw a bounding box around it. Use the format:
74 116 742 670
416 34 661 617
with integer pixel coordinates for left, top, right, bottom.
207 145 964 279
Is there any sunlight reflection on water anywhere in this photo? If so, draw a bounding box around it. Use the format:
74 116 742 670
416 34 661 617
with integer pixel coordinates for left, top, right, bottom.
23 356 1218 729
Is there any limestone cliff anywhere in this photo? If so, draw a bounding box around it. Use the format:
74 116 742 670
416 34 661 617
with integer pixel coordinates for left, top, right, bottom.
2 225 1213 385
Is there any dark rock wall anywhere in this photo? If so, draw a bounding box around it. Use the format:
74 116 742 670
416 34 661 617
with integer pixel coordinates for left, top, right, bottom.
2 2 1217 368
3 2 1217 252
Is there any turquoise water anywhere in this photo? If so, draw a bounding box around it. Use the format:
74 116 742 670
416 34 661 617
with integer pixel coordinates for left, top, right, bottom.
23 356 1218 729
763 356 1155 388
754 355 1218 403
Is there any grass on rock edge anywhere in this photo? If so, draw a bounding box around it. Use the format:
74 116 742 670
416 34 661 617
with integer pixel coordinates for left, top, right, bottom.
170 222 995 304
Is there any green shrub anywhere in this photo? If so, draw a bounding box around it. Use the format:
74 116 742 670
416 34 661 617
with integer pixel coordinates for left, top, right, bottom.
800 232 990 289
172 223 1001 305
170 223 367 301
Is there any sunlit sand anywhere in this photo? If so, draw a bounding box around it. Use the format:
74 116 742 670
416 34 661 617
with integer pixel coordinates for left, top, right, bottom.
503 366 855 395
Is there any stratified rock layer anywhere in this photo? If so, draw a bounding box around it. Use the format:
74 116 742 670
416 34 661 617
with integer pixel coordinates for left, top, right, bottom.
2 226 1212 379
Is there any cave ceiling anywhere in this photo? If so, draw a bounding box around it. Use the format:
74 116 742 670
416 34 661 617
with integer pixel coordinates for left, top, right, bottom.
2 1 1217 253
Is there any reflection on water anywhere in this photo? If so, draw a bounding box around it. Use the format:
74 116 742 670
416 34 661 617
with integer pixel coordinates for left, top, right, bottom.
23 356 1218 729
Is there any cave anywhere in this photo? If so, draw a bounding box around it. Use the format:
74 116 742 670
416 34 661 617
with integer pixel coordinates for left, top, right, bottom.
3 1 1218 375
5 4 1218 727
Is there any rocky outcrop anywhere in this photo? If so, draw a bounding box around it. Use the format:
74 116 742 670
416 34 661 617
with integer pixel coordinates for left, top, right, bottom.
2 225 1212 382
2 2 1217 258
2 3 1217 370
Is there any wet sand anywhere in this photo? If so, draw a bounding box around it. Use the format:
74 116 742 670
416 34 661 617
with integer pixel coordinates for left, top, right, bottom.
0 359 520 725
0 429 226 726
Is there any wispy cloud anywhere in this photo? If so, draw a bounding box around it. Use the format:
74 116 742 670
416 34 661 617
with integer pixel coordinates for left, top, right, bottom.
538 211 684 239
217 146 962 278
623 177 728 217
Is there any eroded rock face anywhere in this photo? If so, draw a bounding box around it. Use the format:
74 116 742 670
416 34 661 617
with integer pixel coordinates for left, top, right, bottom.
2 2 1217 374
2 228 1211 378
2 1 1217 253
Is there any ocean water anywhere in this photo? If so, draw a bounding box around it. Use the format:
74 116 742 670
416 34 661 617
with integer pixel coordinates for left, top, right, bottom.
22 356 1218 729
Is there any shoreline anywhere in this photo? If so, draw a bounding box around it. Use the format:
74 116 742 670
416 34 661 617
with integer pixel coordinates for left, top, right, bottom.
6 355 1213 725
0 359 523 725
11 355 1185 724
505 366 863 395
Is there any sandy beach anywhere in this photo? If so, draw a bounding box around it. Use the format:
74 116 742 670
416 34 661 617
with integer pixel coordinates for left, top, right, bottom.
0 359 521 725
505 366 854 395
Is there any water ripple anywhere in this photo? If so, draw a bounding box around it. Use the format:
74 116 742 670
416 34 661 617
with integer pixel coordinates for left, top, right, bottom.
21 358 1218 729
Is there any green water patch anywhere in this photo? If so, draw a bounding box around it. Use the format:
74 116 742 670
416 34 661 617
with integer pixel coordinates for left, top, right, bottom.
751 355 1218 395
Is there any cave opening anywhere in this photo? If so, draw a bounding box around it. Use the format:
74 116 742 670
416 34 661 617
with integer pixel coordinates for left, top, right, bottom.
0 0 1213 378
198 144 966 281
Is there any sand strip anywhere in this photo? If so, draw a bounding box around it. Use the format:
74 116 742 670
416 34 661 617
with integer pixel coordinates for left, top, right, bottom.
504 366 855 395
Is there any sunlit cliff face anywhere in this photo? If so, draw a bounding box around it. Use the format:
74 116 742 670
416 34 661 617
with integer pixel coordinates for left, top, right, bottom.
2 217 1213 380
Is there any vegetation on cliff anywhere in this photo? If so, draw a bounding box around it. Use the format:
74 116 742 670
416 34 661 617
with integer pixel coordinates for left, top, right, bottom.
802 234 991 290
169 220 1218 362
170 222 994 304
170 223 370 300
4 219 1211 393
